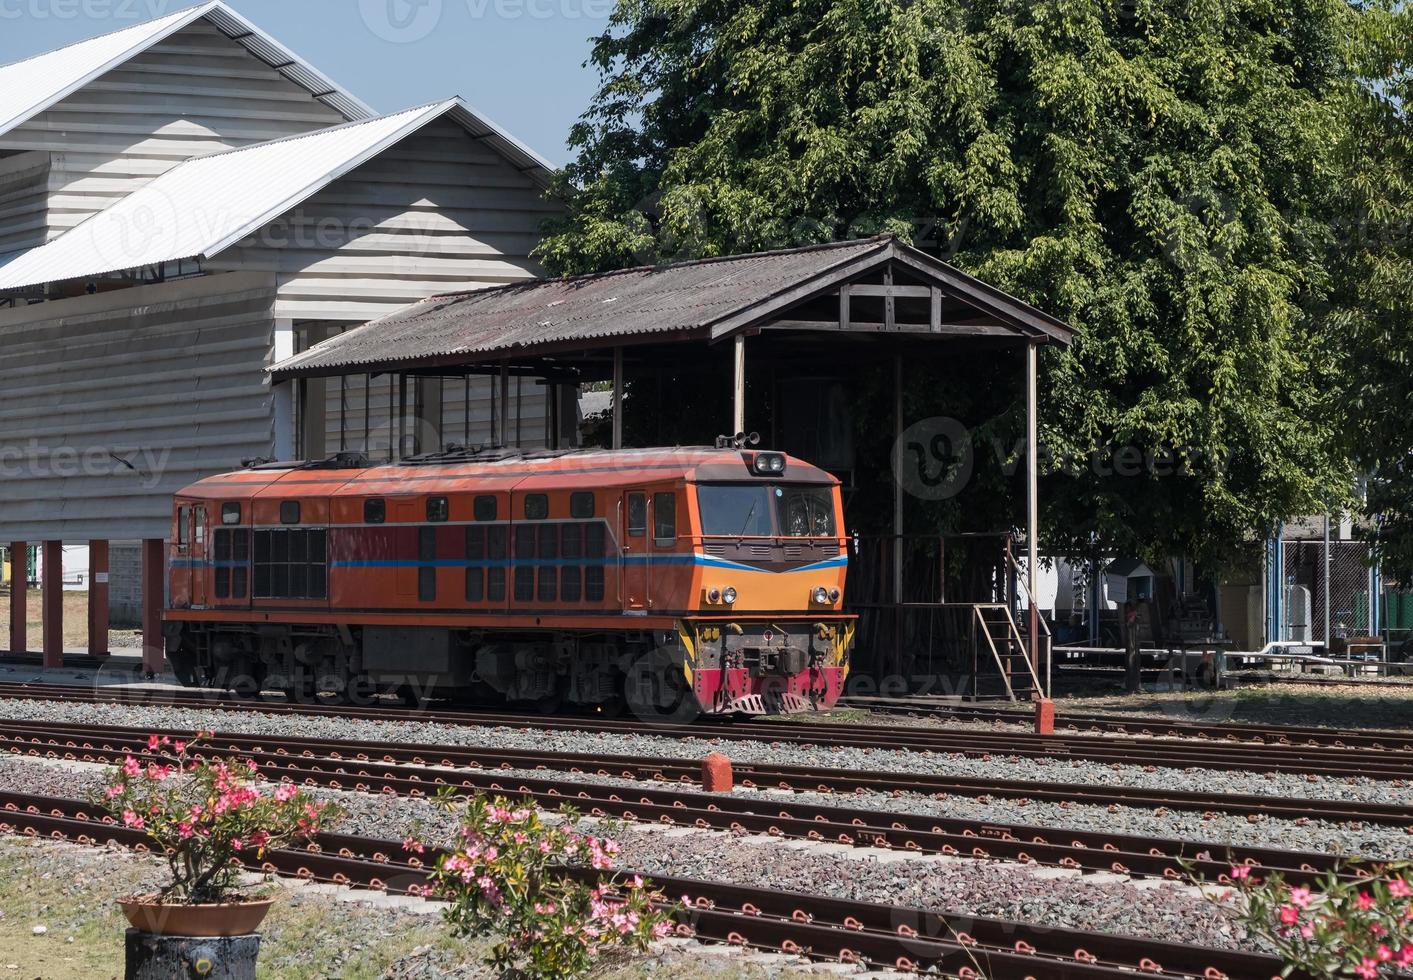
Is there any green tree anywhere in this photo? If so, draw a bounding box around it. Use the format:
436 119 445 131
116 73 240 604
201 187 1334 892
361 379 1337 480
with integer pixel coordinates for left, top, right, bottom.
1331 0 1413 582
538 0 1363 571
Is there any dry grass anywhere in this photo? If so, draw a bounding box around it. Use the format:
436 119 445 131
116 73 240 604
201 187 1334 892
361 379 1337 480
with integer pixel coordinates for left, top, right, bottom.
0 589 141 652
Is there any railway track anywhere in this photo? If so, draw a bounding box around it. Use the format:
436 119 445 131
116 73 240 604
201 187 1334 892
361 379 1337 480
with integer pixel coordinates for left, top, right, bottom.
842 697 1413 752
0 790 1295 979
3 680 1412 781
0 717 1400 884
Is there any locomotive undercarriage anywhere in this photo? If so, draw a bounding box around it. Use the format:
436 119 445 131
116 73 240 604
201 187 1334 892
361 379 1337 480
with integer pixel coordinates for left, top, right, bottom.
164 618 848 717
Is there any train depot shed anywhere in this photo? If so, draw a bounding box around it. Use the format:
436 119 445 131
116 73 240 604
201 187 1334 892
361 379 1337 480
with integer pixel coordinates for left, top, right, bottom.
273 236 1077 695
0 3 562 670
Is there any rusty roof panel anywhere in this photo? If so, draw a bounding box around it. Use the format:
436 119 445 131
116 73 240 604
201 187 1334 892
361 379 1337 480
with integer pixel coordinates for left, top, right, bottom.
274 238 894 376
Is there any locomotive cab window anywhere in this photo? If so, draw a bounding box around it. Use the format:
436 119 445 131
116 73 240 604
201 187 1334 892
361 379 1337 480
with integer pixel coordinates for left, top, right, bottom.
364 499 385 524
653 492 676 545
427 496 449 522
570 492 594 518
177 506 190 549
626 493 647 536
280 501 301 525
221 503 241 525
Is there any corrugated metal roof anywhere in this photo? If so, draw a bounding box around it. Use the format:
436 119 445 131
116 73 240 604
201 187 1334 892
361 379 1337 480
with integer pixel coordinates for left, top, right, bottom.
0 1 374 137
271 236 1075 380
0 98 549 291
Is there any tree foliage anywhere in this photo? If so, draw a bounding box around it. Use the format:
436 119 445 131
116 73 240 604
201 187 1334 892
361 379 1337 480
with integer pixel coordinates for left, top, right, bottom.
1331 0 1413 582
536 0 1381 571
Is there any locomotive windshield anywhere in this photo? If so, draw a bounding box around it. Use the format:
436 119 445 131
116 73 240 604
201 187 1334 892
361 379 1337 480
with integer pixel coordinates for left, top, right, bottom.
695 484 836 537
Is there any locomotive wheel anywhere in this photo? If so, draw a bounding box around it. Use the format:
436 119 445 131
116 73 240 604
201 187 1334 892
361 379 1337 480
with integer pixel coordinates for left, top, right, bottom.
535 692 563 715
168 649 198 687
227 669 265 699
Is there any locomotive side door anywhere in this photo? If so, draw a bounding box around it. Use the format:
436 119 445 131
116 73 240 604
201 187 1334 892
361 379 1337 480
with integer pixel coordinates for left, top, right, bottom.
188 504 208 608
620 490 649 612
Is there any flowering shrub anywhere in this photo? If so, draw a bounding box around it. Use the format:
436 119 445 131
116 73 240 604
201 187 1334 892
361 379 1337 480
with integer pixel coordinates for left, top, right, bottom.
98 733 341 904
410 792 676 979
1219 862 1413 977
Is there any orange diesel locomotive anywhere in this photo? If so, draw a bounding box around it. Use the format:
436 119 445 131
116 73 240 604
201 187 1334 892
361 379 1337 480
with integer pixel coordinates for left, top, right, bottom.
162 446 854 716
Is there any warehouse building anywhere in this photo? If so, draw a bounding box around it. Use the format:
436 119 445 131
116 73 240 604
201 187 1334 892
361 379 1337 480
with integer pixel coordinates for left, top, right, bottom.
0 2 564 668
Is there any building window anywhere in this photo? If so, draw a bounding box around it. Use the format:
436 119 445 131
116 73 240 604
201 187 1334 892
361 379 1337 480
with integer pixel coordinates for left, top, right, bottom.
570 492 594 519
653 492 676 544
427 496 449 522
221 502 241 525
525 494 549 520
280 501 301 525
474 495 497 521
365 499 385 524
253 528 326 599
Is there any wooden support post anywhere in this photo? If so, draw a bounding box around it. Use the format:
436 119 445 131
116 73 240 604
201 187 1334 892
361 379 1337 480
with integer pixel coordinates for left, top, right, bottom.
42 541 62 668
88 540 109 657
612 348 624 450
141 538 165 676
732 335 746 436
1025 341 1043 698
8 543 26 656
893 354 904 605
499 364 511 448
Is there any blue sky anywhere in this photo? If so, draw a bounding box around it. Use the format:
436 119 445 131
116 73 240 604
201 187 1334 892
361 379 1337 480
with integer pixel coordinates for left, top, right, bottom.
4 0 606 166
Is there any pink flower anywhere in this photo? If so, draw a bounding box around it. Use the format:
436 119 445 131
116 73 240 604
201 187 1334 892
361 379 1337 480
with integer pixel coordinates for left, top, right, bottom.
147 735 161 751
173 741 186 754
1397 945 1413 968
121 756 141 778
177 822 194 840
274 784 298 803
1288 886 1312 908
403 837 425 854
1278 905 1299 926
1357 892 1376 910
1229 865 1251 880
1355 958 1378 980
1377 945 1393 962
121 809 145 830
1390 879 1411 899
103 784 124 800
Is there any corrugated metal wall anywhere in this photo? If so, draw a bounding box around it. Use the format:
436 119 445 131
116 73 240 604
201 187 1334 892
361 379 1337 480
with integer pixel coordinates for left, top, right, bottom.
209 118 558 322
0 271 278 541
0 18 347 242
0 150 50 255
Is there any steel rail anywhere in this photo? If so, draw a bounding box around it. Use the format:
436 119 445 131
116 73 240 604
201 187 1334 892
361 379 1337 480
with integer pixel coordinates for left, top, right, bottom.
0 720 1357 890
840 697 1413 753
3 714 1410 829
0 791 1291 979
2 680 1410 780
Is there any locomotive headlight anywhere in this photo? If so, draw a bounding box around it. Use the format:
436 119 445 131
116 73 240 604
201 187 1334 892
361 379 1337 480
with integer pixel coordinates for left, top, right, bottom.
752 452 786 475
722 586 738 605
812 586 830 605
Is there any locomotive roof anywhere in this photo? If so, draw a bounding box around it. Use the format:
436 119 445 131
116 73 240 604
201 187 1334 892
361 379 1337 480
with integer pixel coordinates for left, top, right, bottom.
179 446 838 499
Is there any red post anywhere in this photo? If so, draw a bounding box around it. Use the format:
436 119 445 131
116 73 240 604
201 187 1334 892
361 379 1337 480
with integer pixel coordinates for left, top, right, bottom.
702 752 733 792
88 540 109 658
1034 698 1055 736
141 538 165 675
7 542 26 656
41 541 63 668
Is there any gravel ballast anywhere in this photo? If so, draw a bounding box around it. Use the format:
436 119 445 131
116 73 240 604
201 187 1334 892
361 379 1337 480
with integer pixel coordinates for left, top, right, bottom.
1 696 1407 810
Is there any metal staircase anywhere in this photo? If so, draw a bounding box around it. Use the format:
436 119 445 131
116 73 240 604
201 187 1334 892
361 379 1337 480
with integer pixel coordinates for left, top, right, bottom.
969 603 1042 700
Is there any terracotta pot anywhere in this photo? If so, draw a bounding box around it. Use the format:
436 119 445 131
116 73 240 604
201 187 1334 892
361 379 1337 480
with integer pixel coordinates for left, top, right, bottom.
117 894 274 937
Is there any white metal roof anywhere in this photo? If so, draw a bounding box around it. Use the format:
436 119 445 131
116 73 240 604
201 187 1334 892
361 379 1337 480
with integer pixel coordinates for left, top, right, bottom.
0 98 552 291
0 1 374 137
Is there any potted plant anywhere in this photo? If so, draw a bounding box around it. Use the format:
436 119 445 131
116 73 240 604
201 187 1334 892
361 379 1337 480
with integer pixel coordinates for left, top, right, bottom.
97 734 340 978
